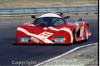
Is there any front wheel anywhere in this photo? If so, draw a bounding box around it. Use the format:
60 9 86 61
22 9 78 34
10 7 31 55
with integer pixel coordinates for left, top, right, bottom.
72 30 76 44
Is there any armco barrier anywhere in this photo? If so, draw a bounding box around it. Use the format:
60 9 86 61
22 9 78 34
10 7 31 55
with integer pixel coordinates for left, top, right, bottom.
0 5 98 16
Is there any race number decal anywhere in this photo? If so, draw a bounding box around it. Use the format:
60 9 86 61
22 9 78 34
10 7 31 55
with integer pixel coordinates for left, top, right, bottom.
39 31 53 38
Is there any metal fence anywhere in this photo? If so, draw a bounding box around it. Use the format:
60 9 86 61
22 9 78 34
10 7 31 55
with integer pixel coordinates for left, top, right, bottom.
0 5 98 16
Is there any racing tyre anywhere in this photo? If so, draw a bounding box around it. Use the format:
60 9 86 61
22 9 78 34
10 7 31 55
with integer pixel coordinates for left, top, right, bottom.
85 26 89 41
72 30 76 44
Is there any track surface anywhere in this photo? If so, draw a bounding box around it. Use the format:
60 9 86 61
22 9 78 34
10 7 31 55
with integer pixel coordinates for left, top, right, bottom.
0 16 98 65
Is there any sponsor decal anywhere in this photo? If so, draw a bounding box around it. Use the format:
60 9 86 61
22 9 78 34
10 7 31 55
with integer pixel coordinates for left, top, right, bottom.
39 31 53 38
31 37 39 43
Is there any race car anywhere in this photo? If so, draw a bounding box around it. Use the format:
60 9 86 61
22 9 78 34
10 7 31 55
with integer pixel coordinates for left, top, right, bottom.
16 12 91 44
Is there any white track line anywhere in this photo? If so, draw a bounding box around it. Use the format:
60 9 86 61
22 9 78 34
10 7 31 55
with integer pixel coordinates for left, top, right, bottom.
34 42 97 66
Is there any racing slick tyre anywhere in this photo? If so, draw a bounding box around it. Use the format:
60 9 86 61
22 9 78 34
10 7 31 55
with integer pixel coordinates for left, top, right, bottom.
72 30 76 44
85 26 89 41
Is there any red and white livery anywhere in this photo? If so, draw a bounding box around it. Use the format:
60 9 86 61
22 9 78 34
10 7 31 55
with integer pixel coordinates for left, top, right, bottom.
16 13 91 44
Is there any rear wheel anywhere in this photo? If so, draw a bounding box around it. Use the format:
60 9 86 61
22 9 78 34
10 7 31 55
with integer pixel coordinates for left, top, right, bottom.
86 26 89 40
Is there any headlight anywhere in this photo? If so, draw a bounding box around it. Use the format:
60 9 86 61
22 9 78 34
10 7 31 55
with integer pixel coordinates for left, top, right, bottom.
53 36 65 42
19 36 30 42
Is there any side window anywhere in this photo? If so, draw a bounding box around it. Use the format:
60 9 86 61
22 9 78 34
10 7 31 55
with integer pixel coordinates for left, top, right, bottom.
54 19 65 26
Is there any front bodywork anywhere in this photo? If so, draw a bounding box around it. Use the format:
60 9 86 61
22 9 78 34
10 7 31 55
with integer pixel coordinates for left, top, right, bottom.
16 13 91 44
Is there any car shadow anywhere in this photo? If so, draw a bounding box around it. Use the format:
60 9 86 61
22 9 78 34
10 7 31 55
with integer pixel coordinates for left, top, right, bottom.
13 40 87 46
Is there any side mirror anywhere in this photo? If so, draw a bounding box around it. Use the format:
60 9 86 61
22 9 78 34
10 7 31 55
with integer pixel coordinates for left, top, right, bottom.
31 15 36 19
64 16 70 19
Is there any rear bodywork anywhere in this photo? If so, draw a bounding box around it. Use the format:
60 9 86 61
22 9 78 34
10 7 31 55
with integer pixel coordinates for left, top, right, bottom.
16 13 91 44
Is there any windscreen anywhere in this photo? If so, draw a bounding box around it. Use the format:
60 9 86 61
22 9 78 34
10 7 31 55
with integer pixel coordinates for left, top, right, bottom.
33 17 65 27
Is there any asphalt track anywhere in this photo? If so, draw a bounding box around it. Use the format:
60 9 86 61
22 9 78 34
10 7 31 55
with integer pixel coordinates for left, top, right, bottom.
0 15 98 66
